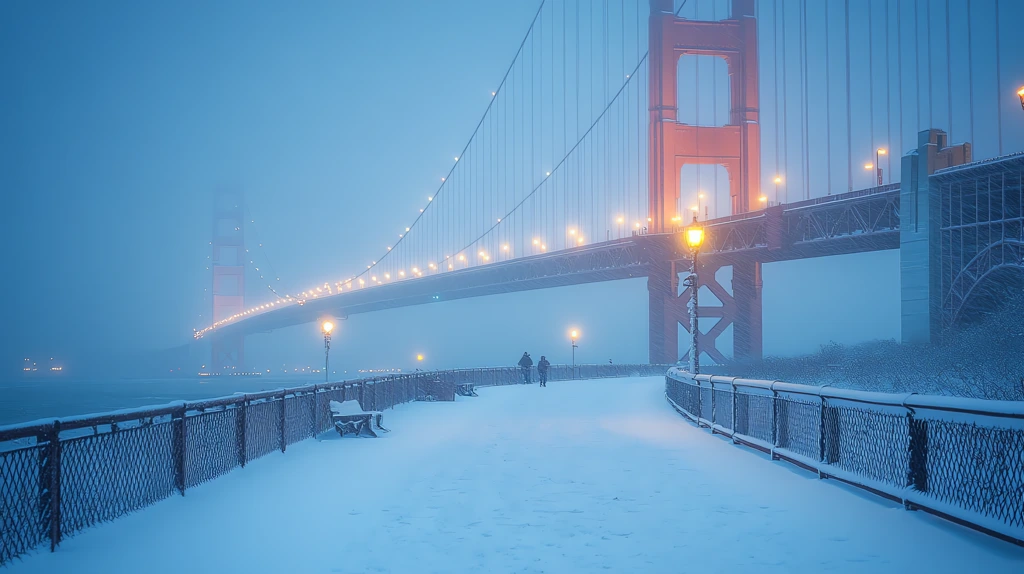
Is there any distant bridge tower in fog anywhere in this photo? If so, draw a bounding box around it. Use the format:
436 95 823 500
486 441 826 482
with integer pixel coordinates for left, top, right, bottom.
211 190 246 370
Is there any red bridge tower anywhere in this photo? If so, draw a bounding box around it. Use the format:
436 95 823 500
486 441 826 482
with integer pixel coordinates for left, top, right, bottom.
647 0 763 365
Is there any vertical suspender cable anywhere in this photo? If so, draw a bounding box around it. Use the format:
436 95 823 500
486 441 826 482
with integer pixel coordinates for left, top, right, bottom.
576 0 580 230
697 5 702 207
994 0 1003 156
714 0 720 211
897 0 904 159
825 0 833 195
926 0 933 129
945 0 952 140
781 0 788 203
562 0 567 232
869 0 875 158
636 0 642 222
914 0 921 132
885 0 892 164
602 0 609 236
844 0 853 192
966 0 974 148
773 0 780 193
621 0 626 226
801 0 810 199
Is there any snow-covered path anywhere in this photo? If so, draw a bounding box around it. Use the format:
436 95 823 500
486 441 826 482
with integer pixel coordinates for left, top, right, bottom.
9 377 1023 573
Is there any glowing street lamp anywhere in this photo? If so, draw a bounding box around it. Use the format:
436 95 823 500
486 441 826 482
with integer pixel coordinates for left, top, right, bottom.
773 176 783 203
682 216 705 374
321 320 335 382
569 329 580 379
875 148 887 185
1018 87 1024 111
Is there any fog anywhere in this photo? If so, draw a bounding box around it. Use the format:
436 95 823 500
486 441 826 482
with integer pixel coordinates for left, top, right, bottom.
1 0 1020 379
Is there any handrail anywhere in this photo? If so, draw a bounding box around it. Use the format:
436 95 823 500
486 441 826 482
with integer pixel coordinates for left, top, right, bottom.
0 363 669 565
664 367 1024 547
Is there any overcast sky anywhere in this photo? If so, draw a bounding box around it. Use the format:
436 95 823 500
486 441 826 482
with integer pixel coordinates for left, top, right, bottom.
2 0 1021 377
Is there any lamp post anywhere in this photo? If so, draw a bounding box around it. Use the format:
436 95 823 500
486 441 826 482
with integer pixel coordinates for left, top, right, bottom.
570 329 579 379
683 216 705 374
1018 87 1024 111
773 176 782 204
875 148 887 185
321 320 334 383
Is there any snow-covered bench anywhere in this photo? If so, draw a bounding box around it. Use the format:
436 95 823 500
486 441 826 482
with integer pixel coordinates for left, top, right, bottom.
329 400 389 438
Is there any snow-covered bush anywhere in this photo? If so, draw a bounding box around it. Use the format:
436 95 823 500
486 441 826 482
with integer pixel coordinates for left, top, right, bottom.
737 295 1024 400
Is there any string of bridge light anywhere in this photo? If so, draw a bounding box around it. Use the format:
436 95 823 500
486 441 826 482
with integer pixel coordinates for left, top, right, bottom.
244 206 287 299
195 0 692 339
194 2 548 338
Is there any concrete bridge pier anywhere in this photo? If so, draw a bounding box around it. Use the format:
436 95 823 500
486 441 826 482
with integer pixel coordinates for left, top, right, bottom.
899 129 972 344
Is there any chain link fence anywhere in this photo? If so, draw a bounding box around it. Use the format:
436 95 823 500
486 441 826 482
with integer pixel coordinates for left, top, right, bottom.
665 368 1024 547
0 363 666 565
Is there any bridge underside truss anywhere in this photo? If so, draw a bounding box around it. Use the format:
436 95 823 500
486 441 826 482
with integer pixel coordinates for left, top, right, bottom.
648 258 761 366
936 156 1024 328
649 186 901 365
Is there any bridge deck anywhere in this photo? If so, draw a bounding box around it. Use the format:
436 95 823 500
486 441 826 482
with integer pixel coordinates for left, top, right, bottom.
9 378 1020 573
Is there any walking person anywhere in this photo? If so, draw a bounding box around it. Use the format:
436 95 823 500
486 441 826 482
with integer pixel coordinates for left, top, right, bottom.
518 352 533 384
537 355 550 387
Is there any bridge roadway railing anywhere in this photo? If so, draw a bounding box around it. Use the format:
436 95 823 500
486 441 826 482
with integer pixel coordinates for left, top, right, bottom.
0 363 668 565
665 368 1024 546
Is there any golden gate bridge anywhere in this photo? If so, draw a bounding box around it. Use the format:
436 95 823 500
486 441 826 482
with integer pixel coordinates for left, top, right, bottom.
196 0 1022 372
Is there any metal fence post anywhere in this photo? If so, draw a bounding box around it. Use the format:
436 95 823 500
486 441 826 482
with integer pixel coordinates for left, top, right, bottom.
907 412 929 496
39 420 62 551
696 378 703 425
819 397 827 466
310 387 319 438
822 401 841 466
279 392 287 453
730 380 737 440
770 387 779 459
236 398 248 468
172 405 186 495
710 381 716 427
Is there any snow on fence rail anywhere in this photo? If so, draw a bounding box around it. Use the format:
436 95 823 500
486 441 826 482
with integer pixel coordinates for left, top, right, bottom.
664 368 1024 547
0 363 667 565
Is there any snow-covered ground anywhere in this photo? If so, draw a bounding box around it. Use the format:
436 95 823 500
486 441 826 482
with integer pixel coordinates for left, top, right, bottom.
7 377 1023 573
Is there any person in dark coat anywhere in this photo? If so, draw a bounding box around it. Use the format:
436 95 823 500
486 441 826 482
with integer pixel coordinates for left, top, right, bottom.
518 352 533 384
537 356 550 387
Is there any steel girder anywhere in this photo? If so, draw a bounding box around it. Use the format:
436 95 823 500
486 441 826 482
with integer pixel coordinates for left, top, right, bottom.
935 154 1024 329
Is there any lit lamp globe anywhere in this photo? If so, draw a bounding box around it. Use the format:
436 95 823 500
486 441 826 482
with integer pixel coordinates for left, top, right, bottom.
322 321 334 335
684 218 705 251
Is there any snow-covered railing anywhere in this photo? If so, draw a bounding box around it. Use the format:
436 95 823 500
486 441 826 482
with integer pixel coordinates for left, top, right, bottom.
0 364 667 565
665 368 1024 547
